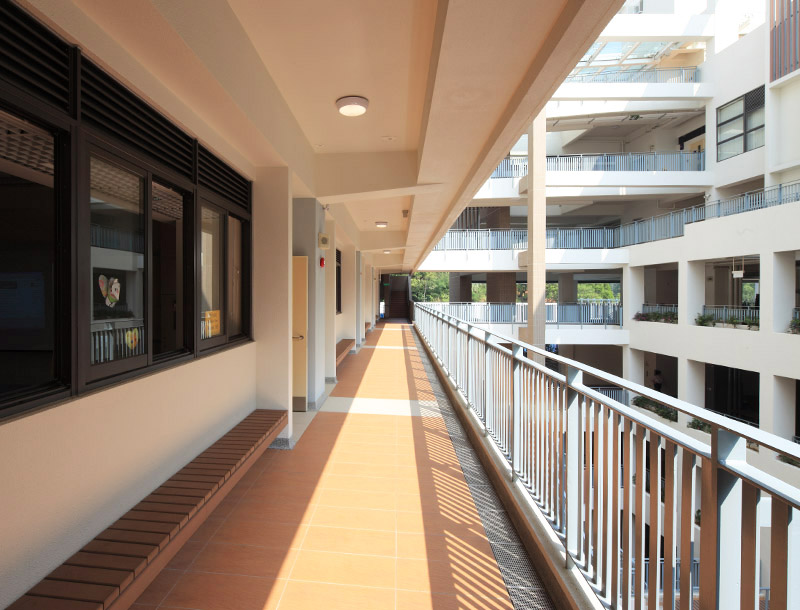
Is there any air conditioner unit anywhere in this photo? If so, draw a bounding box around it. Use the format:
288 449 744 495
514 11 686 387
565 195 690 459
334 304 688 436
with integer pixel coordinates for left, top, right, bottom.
318 232 330 250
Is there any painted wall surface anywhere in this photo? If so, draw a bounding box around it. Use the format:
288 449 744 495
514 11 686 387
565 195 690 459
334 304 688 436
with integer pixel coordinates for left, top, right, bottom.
0 343 257 608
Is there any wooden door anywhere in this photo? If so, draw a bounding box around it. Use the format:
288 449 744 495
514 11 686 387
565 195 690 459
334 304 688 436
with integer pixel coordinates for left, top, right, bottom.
292 256 308 411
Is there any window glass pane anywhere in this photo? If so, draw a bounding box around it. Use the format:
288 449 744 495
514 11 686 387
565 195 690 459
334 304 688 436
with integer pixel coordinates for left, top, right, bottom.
717 117 743 142
718 135 743 161
746 126 765 151
717 98 744 123
227 216 243 336
152 182 186 356
746 106 765 130
200 206 224 339
0 110 58 399
90 156 145 364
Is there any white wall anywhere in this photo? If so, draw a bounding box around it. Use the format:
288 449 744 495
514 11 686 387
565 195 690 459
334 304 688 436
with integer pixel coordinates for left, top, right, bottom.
0 344 257 608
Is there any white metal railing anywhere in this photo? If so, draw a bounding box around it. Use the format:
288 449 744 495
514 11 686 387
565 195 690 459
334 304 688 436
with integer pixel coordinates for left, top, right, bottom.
565 66 698 84
546 151 705 172
702 305 760 324
546 227 619 249
433 229 528 251
434 180 800 252
414 303 800 610
491 156 528 179
425 302 528 325
545 301 622 326
642 303 678 315
617 0 642 14
591 386 629 406
90 320 145 364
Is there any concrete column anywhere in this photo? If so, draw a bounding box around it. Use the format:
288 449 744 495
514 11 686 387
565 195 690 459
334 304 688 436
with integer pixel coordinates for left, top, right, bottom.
622 346 645 387
486 272 516 302
253 167 292 438
622 265 644 328
557 272 577 303
292 199 326 407
356 252 363 346
768 250 795 333
449 273 472 302
679 260 705 326
761 375 796 439
526 111 546 359
678 358 705 427
324 219 337 383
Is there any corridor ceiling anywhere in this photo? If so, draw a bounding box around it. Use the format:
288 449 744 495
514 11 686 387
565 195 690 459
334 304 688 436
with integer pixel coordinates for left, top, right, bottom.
23 0 623 271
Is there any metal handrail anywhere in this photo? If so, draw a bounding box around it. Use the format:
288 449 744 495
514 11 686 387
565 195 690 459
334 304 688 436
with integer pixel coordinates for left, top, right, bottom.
702 305 760 323
414 302 800 609
642 303 678 315
432 180 800 251
565 66 698 84
546 151 705 172
491 156 528 179
433 229 528 251
423 301 621 326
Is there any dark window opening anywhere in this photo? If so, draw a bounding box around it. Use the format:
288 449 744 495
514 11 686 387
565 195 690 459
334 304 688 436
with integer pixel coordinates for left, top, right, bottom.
0 109 60 402
717 86 765 162
336 249 342 314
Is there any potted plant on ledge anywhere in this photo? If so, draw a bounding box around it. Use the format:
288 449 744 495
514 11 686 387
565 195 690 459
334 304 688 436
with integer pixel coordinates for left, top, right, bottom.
745 317 759 331
789 318 800 335
695 313 714 327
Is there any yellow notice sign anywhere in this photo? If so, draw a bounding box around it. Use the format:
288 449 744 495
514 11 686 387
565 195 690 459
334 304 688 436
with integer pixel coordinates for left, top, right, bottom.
204 310 221 337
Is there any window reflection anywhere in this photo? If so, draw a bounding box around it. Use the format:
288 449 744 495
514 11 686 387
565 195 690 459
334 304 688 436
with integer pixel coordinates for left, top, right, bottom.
153 182 186 356
200 206 224 339
89 156 145 364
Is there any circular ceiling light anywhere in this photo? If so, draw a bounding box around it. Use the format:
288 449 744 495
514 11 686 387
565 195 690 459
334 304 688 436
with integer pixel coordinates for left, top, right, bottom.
383 250 391 254
336 96 369 117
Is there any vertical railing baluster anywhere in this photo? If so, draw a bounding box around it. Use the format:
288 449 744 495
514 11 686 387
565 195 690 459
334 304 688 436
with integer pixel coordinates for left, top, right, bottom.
566 365 583 562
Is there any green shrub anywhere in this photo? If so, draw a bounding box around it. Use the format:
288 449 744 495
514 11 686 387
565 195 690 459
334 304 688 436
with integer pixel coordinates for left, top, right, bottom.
695 313 714 326
727 315 741 326
663 311 678 324
632 395 678 422
688 417 712 433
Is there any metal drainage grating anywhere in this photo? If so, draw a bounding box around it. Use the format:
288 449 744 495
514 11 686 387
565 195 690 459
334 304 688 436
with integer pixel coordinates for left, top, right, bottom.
411 329 556 610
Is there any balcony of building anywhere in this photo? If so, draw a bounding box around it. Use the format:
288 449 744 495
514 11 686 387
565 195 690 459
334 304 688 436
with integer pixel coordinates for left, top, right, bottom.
414 303 800 610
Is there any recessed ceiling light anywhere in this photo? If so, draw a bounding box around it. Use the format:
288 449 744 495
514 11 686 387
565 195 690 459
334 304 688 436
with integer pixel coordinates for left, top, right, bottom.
383 250 391 254
336 96 369 117
375 221 388 228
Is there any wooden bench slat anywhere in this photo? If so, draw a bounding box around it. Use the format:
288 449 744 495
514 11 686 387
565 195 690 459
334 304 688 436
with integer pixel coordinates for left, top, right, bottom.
8 595 103 610
47 565 134 590
95 528 169 550
121 510 188 526
12 410 288 610
143 493 203 506
82 541 158 563
30 579 118 607
109 520 179 538
65 553 147 576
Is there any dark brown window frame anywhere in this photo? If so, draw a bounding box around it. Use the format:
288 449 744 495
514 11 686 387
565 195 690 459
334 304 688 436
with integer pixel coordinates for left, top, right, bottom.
0 6 253 420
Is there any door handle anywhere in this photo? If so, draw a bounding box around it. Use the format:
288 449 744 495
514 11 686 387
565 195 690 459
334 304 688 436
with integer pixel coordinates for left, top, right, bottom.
292 335 304 341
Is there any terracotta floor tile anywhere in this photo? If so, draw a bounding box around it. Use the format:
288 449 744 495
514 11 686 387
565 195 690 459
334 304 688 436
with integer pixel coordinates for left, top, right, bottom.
396 557 508 598
166 539 204 570
162 572 284 610
320 473 398 494
189 542 296 578
277 580 394 610
301 525 396 556
396 590 514 610
316 488 396 511
228 500 315 525
310 504 395 532
289 550 395 589
396 532 496 562
212 520 307 550
134 567 182 605
190 517 225 543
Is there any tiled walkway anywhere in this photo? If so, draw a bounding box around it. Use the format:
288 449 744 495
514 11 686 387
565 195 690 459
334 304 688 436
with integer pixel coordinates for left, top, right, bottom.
132 321 551 610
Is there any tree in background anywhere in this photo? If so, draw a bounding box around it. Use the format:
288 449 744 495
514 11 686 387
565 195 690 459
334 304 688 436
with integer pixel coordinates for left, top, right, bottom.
472 283 487 302
411 272 449 302
516 283 527 302
545 283 558 302
577 282 620 301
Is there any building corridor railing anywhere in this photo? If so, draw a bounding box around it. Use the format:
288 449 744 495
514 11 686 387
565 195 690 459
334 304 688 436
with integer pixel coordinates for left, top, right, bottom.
546 151 705 172
421 301 621 326
432 180 800 251
414 302 800 610
702 304 760 324
491 156 528 178
564 66 699 84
